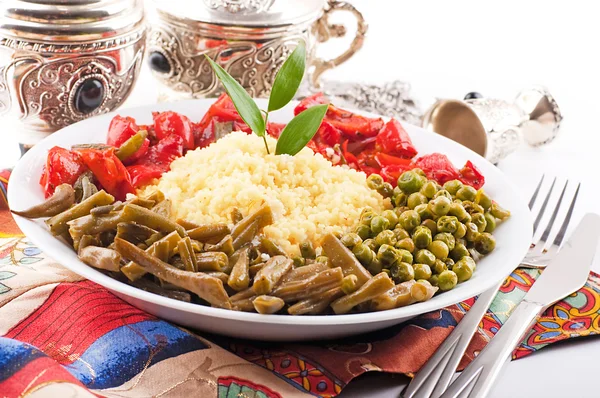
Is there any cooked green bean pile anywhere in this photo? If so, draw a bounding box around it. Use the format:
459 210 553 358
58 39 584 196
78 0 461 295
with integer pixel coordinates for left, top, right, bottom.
13 166 509 315
340 169 510 292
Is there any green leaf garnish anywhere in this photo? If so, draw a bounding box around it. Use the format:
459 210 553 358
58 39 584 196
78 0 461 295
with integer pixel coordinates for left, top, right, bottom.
204 55 266 137
268 42 306 113
276 104 329 156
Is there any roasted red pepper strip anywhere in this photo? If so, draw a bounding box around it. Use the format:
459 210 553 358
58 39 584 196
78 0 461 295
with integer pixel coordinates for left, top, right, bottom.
376 118 418 158
294 93 329 115
126 134 184 188
76 148 135 201
375 152 414 168
413 153 460 186
379 163 415 184
153 111 195 150
458 160 485 189
39 147 87 198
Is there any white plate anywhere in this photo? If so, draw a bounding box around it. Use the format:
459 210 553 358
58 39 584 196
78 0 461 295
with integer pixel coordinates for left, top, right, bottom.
9 99 532 341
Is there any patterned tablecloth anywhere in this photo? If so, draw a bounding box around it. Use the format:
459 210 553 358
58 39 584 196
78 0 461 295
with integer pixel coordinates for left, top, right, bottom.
1 172 599 398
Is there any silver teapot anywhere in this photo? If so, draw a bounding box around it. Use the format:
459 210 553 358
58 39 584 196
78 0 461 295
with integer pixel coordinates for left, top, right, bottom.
147 0 367 99
0 0 146 145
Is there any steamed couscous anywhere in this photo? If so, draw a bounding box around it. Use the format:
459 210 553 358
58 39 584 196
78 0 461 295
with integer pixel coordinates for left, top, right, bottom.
147 131 386 254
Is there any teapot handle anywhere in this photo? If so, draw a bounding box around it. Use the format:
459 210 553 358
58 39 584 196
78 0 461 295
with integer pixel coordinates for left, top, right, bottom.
311 0 367 88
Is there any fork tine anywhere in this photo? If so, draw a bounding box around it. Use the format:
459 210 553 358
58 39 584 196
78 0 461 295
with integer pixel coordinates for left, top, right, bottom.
528 175 544 210
532 177 556 237
538 181 568 244
552 183 580 247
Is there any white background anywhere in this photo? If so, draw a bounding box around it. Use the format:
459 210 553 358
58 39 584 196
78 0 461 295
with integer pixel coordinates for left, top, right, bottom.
4 1 600 397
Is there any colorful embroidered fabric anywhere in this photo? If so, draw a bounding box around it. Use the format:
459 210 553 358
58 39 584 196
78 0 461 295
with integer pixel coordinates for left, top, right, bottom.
1 174 600 397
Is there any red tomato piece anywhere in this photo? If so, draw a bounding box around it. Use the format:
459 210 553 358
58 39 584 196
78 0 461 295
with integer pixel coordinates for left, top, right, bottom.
376 118 418 158
192 120 215 149
459 160 485 189
39 147 87 198
414 153 460 185
106 115 139 147
76 148 135 201
326 107 384 139
127 134 184 188
153 111 195 150
317 121 341 147
126 164 164 188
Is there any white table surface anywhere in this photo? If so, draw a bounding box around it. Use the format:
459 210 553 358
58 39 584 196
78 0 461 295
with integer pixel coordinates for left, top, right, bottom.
3 1 600 397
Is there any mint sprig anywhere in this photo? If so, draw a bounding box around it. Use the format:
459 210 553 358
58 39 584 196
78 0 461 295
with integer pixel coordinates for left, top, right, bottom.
205 41 327 156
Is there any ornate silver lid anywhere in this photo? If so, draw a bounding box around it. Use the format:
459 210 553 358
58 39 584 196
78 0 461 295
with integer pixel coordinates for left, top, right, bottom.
513 86 562 147
0 0 145 42
153 0 326 27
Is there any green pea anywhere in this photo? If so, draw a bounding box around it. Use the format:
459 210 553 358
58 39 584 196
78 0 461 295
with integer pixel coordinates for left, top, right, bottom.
316 256 331 266
394 206 410 218
475 189 493 210
421 219 438 235
429 274 440 287
371 215 390 235
414 263 432 280
465 222 481 242
452 258 473 282
377 244 399 266
398 210 421 232
381 268 391 277
352 242 375 265
368 259 383 275
415 249 436 266
434 232 456 251
432 259 447 274
437 215 459 234
429 196 451 217
397 171 424 194
437 270 458 291
381 209 399 229
374 230 397 247
393 227 410 241
454 222 467 239
484 212 497 233
408 192 428 209
415 203 434 220
293 256 305 267
377 182 394 199
360 211 376 226
393 192 408 207
490 202 511 220
366 174 384 191
475 232 496 254
420 181 438 199
363 238 378 252
456 185 477 201
428 240 449 259
395 238 415 253
444 257 455 269
412 225 433 249
448 202 472 223
471 213 487 232
434 189 453 201
443 180 464 195
461 256 477 271
396 248 414 264
413 168 427 178
356 224 371 240
450 243 470 261
390 262 414 282
340 233 362 248
463 201 484 215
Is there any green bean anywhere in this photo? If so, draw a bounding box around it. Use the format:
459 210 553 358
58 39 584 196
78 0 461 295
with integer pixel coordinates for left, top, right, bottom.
412 225 432 249
186 223 230 243
437 270 458 291
205 234 234 256
177 237 197 272
151 198 172 220
78 234 101 252
232 219 259 250
410 280 438 302
331 272 394 314
381 209 399 228
287 287 344 315
395 237 415 253
280 262 328 284
68 211 124 249
196 252 229 272
390 262 414 282
130 278 191 302
484 212 497 232
475 232 496 254
490 202 511 220
121 231 181 281
252 295 285 314
116 129 148 161
415 249 436 266
116 222 159 244
176 219 200 230
374 230 396 247
259 237 286 256
204 272 230 284
231 203 274 242
249 263 265 279
121 204 187 237
125 196 156 210
273 267 343 302
371 280 415 311
300 241 317 259
408 192 428 209
115 238 231 309
142 190 165 204
46 190 115 236
12 184 75 218
321 233 372 287
78 246 122 272
443 180 463 195
253 255 294 295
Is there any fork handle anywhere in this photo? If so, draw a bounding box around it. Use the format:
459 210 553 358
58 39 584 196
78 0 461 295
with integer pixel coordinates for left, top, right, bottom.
402 283 502 398
440 300 544 398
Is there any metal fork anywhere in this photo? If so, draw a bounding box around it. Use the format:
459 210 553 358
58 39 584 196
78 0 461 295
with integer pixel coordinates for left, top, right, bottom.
402 175 580 398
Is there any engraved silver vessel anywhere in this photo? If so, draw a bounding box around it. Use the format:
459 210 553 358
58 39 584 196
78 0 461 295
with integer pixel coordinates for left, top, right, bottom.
0 0 146 146
147 0 366 99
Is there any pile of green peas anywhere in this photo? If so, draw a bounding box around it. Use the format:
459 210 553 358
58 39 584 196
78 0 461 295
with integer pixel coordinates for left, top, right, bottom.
340 169 510 293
